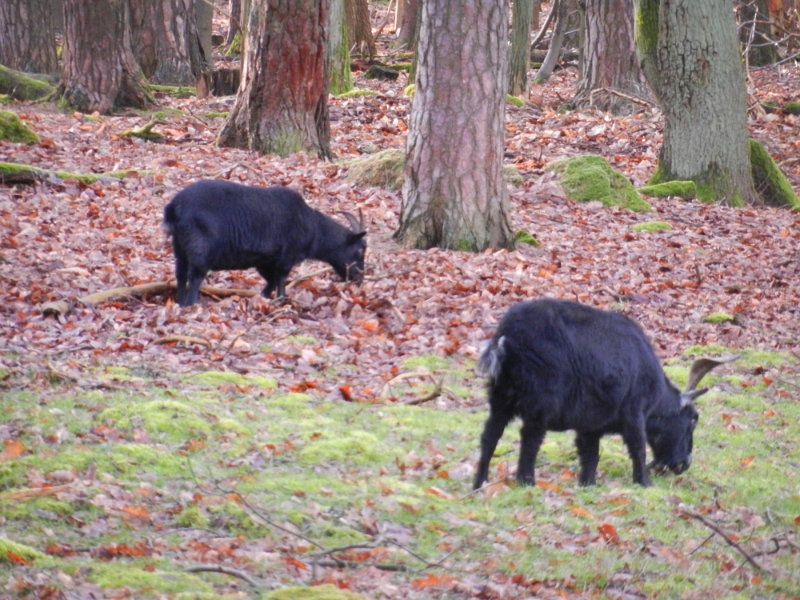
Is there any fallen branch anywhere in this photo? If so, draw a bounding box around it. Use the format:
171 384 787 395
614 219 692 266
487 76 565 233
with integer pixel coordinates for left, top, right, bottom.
77 281 257 306
683 511 770 574
314 559 408 572
0 484 72 500
152 335 211 348
185 564 260 588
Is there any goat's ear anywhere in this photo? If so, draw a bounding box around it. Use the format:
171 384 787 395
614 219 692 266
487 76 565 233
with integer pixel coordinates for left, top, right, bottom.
348 231 367 243
680 388 708 407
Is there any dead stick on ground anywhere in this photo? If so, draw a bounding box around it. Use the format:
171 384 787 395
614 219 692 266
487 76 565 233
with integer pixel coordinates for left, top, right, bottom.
0 484 72 500
152 335 211 348
683 511 770 574
185 564 260 588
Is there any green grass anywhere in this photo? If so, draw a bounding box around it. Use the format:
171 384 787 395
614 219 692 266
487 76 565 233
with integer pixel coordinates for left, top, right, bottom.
0 351 798 597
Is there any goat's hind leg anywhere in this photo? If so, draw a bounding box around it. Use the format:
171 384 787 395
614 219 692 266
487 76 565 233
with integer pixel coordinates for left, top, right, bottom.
517 418 547 486
575 431 601 486
474 410 513 490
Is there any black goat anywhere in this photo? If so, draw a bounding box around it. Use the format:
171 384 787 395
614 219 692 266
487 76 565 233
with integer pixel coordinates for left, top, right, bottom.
163 180 367 307
473 299 737 488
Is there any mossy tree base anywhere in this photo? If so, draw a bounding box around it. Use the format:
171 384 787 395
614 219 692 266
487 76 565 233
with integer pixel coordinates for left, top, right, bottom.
0 65 55 101
0 110 39 143
646 140 799 209
546 155 652 212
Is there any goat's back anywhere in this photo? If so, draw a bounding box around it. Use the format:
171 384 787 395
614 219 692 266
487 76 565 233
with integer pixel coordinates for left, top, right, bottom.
483 299 667 431
164 180 320 270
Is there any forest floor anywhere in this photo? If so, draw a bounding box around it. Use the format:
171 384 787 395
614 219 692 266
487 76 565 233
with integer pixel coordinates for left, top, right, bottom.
1 5 799 600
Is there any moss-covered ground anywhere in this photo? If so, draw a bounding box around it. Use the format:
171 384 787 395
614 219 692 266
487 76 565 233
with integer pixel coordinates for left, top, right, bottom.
1 348 798 598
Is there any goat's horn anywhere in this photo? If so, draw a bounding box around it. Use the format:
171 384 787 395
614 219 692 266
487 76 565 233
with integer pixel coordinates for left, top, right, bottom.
340 210 364 233
685 354 740 392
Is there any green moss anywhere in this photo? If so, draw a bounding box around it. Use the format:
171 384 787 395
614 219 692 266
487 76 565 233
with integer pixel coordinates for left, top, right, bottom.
703 312 735 324
285 335 317 345
175 505 209 529
403 84 415 97
503 165 524 187
264 584 367 600
336 89 379 99
630 221 672 233
546 155 652 212
99 400 212 443
0 537 48 563
748 139 799 208
0 161 140 184
783 101 800 115
148 84 195 98
190 371 277 389
402 355 450 371
208 501 266 536
506 95 524 107
345 148 405 191
300 430 383 465
0 65 54 101
638 180 696 199
515 229 540 247
0 94 11 105
225 32 242 56
204 111 229 119
89 564 213 595
0 110 39 143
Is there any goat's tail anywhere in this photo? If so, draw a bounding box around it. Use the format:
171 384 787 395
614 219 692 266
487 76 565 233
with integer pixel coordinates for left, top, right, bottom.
478 335 506 379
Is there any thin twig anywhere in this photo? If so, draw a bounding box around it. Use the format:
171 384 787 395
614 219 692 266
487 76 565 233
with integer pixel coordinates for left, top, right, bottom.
314 559 409 572
185 564 260 588
682 511 770 574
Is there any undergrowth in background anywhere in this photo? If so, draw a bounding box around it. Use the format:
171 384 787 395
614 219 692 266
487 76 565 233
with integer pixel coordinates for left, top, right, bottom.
1 348 798 599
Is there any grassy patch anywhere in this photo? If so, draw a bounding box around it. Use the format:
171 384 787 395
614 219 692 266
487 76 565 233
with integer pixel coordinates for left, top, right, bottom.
0 353 798 597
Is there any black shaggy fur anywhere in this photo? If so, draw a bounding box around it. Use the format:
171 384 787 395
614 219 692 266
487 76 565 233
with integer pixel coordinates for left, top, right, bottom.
473 299 731 489
163 180 366 306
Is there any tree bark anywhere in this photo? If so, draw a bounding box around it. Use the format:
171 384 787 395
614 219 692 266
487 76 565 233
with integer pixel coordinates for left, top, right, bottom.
217 0 332 159
535 0 566 82
635 0 755 205
59 0 153 114
345 0 376 58
394 0 419 50
131 0 210 89
508 0 532 97
395 0 514 251
0 0 59 74
225 0 242 46
572 0 647 114
329 0 353 95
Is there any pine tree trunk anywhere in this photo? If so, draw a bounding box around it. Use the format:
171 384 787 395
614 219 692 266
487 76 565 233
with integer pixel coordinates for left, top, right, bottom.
572 0 647 113
152 0 208 86
328 0 353 95
395 0 514 251
226 0 242 46
635 0 755 205
0 0 59 74
59 0 153 114
345 0 375 58
508 0 532 97
217 0 332 159
394 0 419 50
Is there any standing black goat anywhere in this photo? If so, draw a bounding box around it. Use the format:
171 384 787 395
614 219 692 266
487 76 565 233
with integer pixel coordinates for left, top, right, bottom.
163 180 367 307
474 299 737 488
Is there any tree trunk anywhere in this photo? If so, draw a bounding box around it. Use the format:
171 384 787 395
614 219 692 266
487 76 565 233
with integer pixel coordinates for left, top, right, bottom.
225 0 242 46
195 0 213 69
0 0 59 74
395 0 514 251
329 0 353 95
635 0 755 205
345 0 376 58
738 0 780 66
535 0 566 82
508 0 533 97
131 0 209 87
217 0 332 159
59 0 153 114
394 0 419 50
572 0 647 114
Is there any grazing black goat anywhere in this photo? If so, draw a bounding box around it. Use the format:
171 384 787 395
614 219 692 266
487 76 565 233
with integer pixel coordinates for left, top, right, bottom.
163 180 367 307
473 299 737 488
